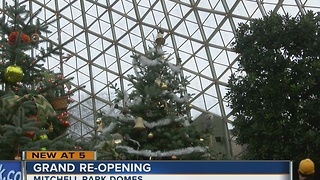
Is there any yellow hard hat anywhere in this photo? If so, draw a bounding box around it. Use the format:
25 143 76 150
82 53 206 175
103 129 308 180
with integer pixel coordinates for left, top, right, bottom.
299 158 315 175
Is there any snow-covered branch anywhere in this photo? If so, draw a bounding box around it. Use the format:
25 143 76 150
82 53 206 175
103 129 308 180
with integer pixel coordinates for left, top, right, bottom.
116 146 207 157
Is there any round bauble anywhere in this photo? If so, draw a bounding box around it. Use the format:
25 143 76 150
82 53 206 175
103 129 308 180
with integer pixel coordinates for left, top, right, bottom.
5 65 24 83
40 147 47 151
171 155 177 160
148 132 154 138
25 131 35 139
96 118 102 125
31 33 40 42
62 121 70 127
161 83 168 90
39 134 48 140
14 156 21 160
113 133 123 144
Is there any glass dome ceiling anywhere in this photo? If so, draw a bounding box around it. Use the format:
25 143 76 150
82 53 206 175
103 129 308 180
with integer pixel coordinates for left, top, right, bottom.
4 0 320 156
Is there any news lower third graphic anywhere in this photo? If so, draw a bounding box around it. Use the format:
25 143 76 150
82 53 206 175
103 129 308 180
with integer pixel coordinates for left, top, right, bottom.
0 161 21 180
25 161 291 180
23 151 95 161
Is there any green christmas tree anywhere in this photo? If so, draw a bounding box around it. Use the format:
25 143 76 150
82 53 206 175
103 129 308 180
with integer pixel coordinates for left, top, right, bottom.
0 0 79 160
93 30 211 160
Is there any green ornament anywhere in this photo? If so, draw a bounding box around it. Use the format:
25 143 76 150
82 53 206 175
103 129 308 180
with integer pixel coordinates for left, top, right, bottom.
39 134 48 140
5 65 24 83
40 147 47 151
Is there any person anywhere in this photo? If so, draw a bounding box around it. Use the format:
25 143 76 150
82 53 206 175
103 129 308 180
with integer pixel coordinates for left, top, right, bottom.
298 158 315 180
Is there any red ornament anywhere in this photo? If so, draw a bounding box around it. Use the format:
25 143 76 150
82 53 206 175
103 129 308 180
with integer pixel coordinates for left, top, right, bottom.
25 131 35 138
62 121 69 127
21 33 30 43
8 31 30 45
8 31 18 45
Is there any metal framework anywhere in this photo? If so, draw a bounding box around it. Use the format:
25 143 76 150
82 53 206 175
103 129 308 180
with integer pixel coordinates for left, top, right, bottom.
4 0 319 158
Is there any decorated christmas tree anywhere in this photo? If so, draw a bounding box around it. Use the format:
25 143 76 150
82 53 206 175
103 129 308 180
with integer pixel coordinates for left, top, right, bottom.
0 0 78 159
93 30 211 160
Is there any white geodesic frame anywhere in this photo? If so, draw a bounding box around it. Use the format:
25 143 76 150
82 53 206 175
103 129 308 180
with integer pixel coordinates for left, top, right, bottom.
2 0 319 158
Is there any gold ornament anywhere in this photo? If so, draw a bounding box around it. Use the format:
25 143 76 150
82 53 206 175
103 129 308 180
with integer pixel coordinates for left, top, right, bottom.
96 117 105 132
133 117 146 129
154 78 162 86
97 123 105 132
161 83 168 90
31 33 40 42
171 155 177 160
14 155 21 160
155 78 168 90
39 134 48 140
187 104 193 109
48 123 53 132
148 132 154 138
113 133 123 144
96 118 102 125
5 65 24 83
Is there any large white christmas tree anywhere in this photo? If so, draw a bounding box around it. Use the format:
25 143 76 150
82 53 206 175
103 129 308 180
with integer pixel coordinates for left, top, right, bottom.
93 30 211 160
